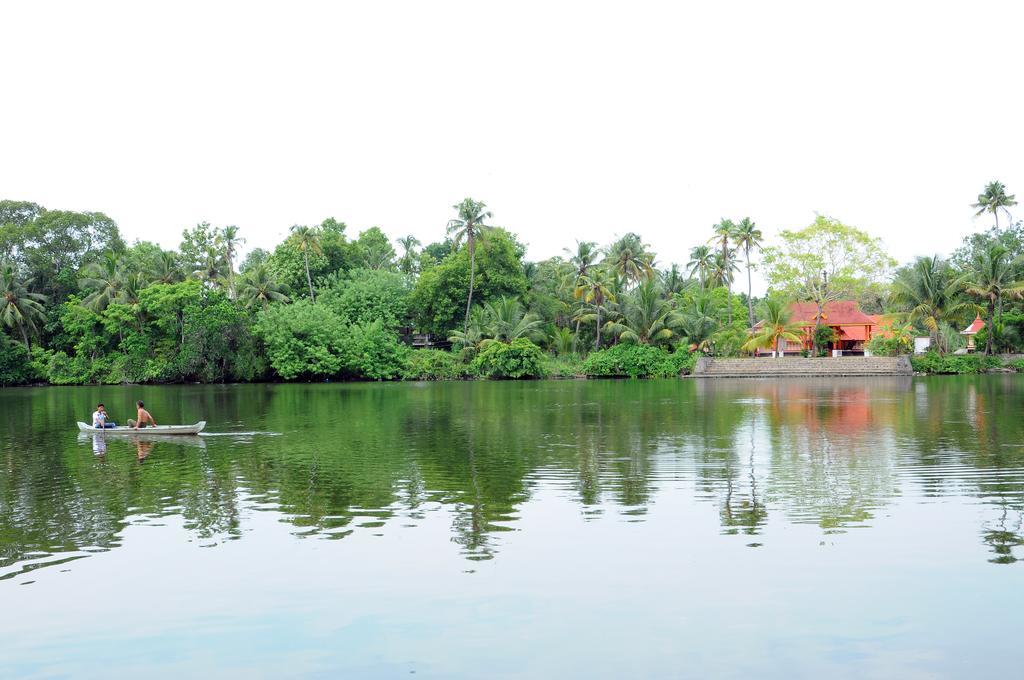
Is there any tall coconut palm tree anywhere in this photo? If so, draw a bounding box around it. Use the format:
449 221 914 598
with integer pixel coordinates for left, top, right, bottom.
733 217 763 329
708 218 737 323
686 245 715 289
710 251 740 291
79 252 128 312
574 267 616 350
742 298 804 357
675 289 719 354
605 233 654 288
147 251 184 285
962 243 1024 355
217 225 244 298
121 271 147 307
566 240 600 279
0 263 47 351
194 247 227 289
566 240 600 351
447 198 493 335
603 280 678 346
972 181 1018 229
661 263 689 296
398 235 421 276
890 255 977 353
237 264 290 310
290 224 323 302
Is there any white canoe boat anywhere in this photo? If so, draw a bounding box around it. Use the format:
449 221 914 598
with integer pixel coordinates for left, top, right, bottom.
77 421 207 435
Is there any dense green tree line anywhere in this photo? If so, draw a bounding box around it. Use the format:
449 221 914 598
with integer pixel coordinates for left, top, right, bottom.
1 184 1023 385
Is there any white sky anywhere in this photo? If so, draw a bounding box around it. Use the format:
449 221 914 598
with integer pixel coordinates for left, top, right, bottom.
3 1 1022 293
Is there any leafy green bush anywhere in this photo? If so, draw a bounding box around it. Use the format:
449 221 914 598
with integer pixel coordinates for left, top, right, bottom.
256 300 348 379
910 352 1003 374
31 349 92 385
582 344 694 378
469 338 546 379
402 349 467 380
319 268 410 331
584 344 658 378
337 320 408 380
0 342 37 386
866 335 908 357
257 302 407 380
660 349 698 377
1010 358 1024 372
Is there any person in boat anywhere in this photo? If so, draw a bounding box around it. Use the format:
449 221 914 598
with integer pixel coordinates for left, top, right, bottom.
92 403 117 429
127 400 157 429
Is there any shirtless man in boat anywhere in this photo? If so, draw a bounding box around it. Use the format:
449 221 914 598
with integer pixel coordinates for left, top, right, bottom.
127 400 157 429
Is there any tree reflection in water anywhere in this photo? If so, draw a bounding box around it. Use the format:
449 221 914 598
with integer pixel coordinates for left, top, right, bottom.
1 376 1023 580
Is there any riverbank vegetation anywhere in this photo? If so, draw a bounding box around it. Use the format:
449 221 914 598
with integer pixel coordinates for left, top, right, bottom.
1 180 1023 385
909 353 1006 375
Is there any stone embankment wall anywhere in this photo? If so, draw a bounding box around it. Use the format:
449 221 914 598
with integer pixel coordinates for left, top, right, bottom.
693 356 912 378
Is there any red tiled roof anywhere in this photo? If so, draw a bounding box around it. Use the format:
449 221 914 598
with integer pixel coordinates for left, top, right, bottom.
840 325 869 341
868 315 894 338
788 301 876 326
961 315 985 335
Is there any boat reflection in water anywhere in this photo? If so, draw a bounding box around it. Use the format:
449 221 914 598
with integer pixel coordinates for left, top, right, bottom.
2 378 1024 677
77 432 207 450
5 376 1024 572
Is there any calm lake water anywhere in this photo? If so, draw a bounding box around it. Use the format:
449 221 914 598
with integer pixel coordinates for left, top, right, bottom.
2 377 1023 678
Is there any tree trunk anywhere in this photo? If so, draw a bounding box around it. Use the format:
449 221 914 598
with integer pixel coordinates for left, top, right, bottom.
813 301 823 355
745 246 755 330
986 298 995 355
573 317 581 354
595 303 601 351
464 231 475 335
727 283 733 325
723 243 733 325
19 325 30 353
226 252 235 300
304 250 315 303
775 335 780 358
